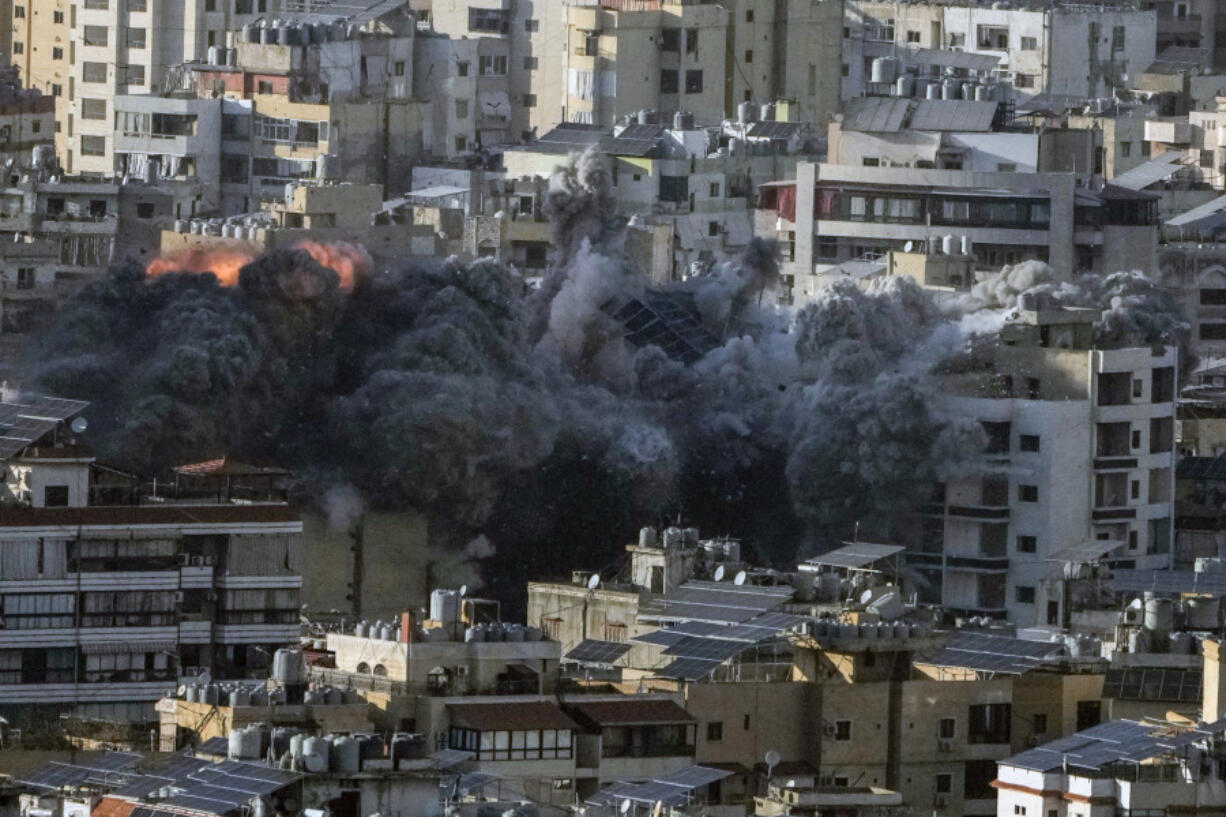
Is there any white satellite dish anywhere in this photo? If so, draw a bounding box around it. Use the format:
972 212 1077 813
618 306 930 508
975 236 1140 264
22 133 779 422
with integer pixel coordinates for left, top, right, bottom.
587 573 601 591
619 799 632 814
733 570 747 586
765 749 780 778
70 416 88 434
713 565 726 582
458 584 468 598
903 240 914 252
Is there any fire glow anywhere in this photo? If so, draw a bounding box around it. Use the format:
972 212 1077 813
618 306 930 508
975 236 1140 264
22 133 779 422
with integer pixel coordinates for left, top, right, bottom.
147 240 372 288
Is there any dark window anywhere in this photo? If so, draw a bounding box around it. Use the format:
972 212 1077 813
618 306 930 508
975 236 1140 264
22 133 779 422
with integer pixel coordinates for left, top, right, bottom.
659 175 688 203
981 421 1011 454
745 50 753 63
136 202 154 218
1076 700 1101 730
660 70 678 94
660 28 680 51
1152 367 1175 403
935 773 952 794
1201 288 1226 305
1017 535 1036 553
1019 434 1040 452
81 136 105 156
964 759 997 799
1202 322 1226 340
1019 485 1038 502
1098 371 1132 405
1016 585 1035 604
685 70 703 93
834 720 851 740
968 703 1010 744
468 7 509 32
707 722 722 741
746 9 754 21
1032 713 1047 734
44 485 69 507
938 718 955 739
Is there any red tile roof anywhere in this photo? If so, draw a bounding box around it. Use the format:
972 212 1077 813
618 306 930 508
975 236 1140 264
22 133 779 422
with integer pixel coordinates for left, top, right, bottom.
0 504 300 528
174 457 291 477
93 797 137 817
448 701 578 732
565 698 694 726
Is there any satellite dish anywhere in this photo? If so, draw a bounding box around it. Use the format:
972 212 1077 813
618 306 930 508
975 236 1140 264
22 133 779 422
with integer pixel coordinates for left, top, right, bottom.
458 585 468 598
903 240 914 252
733 570 747 586
713 565 726 582
70 416 88 434
765 749 780 778
619 799 632 814
587 573 601 591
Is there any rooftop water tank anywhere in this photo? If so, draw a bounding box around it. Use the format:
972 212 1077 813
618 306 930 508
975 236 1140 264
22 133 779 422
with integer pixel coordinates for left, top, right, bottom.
302 736 329 773
1144 596 1174 635
207 46 220 65
229 687 252 707
465 626 484 643
331 735 360 774
273 648 306 685
895 74 914 98
941 77 960 100
759 102 776 122
639 526 657 547
324 687 343 705
870 56 898 85
431 589 460 624
736 100 756 124
925 82 940 100
354 620 368 638
674 111 695 130
289 732 306 759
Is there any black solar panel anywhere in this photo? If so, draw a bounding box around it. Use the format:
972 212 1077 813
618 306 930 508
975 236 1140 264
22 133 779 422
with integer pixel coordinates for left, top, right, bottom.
602 291 720 365
920 632 1064 675
634 629 691 646
1113 569 1226 596
17 754 142 789
197 736 230 756
566 639 632 664
663 636 750 661
1103 667 1202 702
656 657 722 680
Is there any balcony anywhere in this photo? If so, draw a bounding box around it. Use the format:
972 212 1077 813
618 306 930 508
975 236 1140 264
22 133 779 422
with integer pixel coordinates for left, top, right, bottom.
1093 507 1137 521
1144 119 1191 145
946 555 1010 572
1095 457 1139 470
947 505 1011 521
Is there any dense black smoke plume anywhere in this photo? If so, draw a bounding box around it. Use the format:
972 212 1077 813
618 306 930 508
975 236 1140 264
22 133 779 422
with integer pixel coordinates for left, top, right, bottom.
25 149 1192 603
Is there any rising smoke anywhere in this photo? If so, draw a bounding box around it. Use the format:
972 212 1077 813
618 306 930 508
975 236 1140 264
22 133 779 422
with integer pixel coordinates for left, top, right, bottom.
25 147 1192 596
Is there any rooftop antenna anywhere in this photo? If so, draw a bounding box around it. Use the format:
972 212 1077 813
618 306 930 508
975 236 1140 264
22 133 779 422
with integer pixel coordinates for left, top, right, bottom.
765 749 780 782
70 416 87 434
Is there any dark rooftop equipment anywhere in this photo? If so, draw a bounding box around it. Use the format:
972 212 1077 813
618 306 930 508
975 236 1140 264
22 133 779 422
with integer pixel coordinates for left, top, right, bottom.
601 290 721 364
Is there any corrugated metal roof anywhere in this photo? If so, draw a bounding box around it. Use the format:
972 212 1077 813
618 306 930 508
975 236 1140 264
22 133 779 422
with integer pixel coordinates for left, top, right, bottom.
566 699 694 725
448 701 578 732
1166 193 1226 228
1111 152 1187 190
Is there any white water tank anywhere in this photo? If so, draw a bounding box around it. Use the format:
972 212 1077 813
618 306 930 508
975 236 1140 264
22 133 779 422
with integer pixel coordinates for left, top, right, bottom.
431 589 460 624
331 735 360 773
639 526 657 547
229 726 261 760
662 527 683 548
759 102 776 122
975 84 992 101
926 82 940 99
229 687 252 707
737 100 756 124
465 626 484 643
1144 597 1174 635
273 648 306 685
302 736 329 772
207 46 220 65
942 77 960 100
354 620 368 638
673 111 695 130
871 56 898 84
289 733 306 759
895 75 914 97
960 235 973 256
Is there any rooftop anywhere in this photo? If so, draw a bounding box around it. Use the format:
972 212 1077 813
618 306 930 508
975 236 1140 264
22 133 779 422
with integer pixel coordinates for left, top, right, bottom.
566 698 694 726
447 701 579 732
1003 719 1226 773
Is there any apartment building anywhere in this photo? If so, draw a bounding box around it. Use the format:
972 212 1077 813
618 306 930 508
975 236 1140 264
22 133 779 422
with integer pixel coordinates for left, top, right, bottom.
413 31 511 158
844 0 1156 103
756 162 1160 303
0 394 303 727
912 307 1178 624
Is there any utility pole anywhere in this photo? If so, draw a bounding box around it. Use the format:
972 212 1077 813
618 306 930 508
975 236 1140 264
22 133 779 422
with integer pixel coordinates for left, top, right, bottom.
347 515 364 620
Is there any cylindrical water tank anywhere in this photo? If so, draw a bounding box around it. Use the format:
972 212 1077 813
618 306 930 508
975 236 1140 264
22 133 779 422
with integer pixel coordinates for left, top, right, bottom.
207 46 220 65
354 620 368 638
859 623 878 641
202 684 220 705
871 56 898 85
839 622 857 639
325 688 344 705
961 82 976 100
331 736 360 773
662 527 683 548
1187 598 1219 629
673 111 695 130
302 736 329 773
942 77 960 100
926 82 940 100
465 626 484 643
504 624 525 642
173 218 189 232
759 102 776 122
189 220 203 235
639 526 657 547
1144 597 1174 634
260 25 277 45
304 688 325 705
250 687 268 706
636 109 651 125
431 589 459 624
229 687 252 707
237 727 262 759
185 684 200 703
737 100 756 124
359 733 385 759
290 733 306 759
273 648 306 685
424 626 448 642
228 729 247 760
243 23 257 43
895 75 915 97
941 235 956 255
960 235 974 256
524 626 542 642
1128 628 1147 653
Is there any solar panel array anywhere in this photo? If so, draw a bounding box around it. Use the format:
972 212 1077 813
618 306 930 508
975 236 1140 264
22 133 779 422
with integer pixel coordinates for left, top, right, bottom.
1103 667 1202 703
1112 569 1226 597
657 657 723 680
197 736 230 756
585 765 734 808
566 639 632 665
0 396 88 460
663 636 748 661
639 579 794 623
17 754 143 790
601 291 721 365
802 542 905 570
1005 720 1184 773
920 632 1064 675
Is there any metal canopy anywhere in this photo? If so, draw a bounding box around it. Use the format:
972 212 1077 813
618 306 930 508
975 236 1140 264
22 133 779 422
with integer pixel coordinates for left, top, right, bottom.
585 765 734 807
1112 569 1226 596
566 639 632 665
1047 539 1126 564
801 542 905 571
907 48 1000 72
1110 152 1186 191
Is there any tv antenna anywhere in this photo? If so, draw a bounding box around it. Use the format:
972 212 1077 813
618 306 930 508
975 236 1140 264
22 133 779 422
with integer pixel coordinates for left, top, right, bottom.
713 565 726 582
733 570 747 586
587 573 601 591
765 749 780 781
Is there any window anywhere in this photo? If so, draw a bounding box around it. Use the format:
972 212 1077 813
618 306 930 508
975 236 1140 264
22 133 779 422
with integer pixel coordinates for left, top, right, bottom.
1076 700 1101 730
659 175 688 202
478 55 507 76
685 70 703 94
745 49 753 63
1133 377 1144 398
468 7 509 33
455 99 468 118
1020 36 1037 49
708 221 720 237
1121 141 1132 158
221 154 248 183
53 10 63 21
968 703 1011 744
126 27 146 48
744 714 751 730
1017 535 1036 553
52 47 64 60
522 94 537 107
1019 434 1040 452
81 135 105 156
907 30 920 43
15 268 35 289
394 60 405 76
130 0 147 9
1153 367 1175 403
685 28 698 54
44 485 69 507
257 80 274 95
935 774 952 794
1016 585 1036 604
1112 25 1125 50
525 18 538 31
1015 73 1036 89
457 61 469 77
709 182 720 198
1019 484 1038 502
83 62 107 83
746 9 754 21
834 720 852 740
12 42 22 54
524 56 538 70
1201 322 1226 340
660 70 678 94
13 5 24 16
80 98 106 120
454 135 467 153
939 718 956 739
1032 713 1048 734
660 28 680 51
707 722 723 741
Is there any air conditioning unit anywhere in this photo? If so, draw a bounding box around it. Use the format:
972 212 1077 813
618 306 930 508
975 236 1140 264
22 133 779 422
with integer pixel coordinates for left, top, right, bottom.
938 739 954 752
933 795 949 808
823 723 838 737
